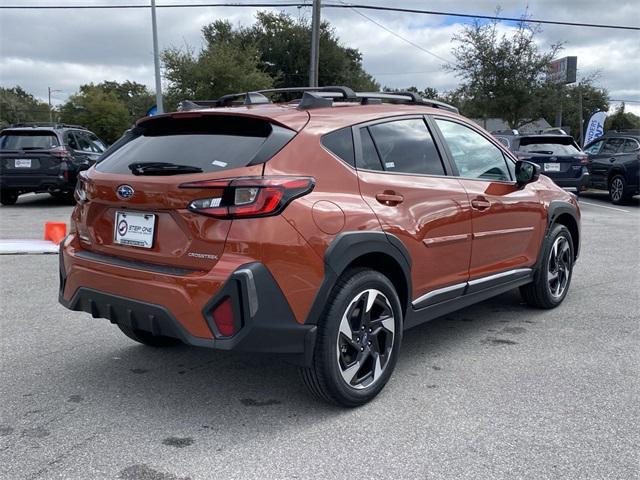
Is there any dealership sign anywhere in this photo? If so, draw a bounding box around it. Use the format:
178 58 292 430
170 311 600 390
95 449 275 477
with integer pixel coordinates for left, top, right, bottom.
547 56 577 84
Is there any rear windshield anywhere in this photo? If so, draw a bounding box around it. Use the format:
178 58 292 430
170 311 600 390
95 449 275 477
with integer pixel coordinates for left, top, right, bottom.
0 131 59 150
97 115 291 174
518 138 580 155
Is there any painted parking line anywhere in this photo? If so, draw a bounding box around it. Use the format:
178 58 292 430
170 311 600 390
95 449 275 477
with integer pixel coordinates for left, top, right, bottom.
578 201 630 213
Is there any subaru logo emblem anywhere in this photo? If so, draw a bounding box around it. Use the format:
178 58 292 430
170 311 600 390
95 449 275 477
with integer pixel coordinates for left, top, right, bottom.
116 185 134 200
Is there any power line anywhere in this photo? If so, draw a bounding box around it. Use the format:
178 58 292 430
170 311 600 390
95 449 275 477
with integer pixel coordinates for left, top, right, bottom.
324 3 640 31
2 2 639 31
335 0 451 64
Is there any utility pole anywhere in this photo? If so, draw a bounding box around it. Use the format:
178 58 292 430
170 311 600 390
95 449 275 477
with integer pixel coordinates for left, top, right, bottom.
578 85 584 145
150 0 164 114
48 87 61 123
309 0 321 87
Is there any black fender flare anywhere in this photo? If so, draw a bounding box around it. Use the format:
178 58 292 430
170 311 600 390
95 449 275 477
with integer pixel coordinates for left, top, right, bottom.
304 231 412 325
534 200 581 276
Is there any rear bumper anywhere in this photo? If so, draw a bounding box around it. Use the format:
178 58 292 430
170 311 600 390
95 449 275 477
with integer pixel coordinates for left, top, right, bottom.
58 237 316 365
550 169 590 190
0 173 70 192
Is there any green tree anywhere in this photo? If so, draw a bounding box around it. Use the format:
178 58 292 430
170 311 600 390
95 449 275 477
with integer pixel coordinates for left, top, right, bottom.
94 80 155 120
237 12 378 91
162 23 273 109
538 78 609 141
59 86 131 144
162 12 379 108
384 86 441 100
447 15 561 128
605 103 640 131
0 86 51 126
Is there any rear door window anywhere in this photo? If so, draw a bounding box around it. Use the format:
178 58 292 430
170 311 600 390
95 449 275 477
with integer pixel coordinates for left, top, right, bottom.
622 139 640 152
75 131 106 153
0 131 59 150
366 118 445 175
601 138 625 154
96 115 293 175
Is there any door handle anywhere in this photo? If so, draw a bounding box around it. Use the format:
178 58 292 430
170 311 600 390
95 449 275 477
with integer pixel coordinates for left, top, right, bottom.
375 192 404 206
471 198 491 210
609 157 616 162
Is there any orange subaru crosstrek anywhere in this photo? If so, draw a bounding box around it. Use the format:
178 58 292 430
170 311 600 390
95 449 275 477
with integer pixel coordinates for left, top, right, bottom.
59 87 580 406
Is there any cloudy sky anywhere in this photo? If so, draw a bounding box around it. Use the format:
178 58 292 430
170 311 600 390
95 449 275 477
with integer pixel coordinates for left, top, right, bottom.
1 0 639 115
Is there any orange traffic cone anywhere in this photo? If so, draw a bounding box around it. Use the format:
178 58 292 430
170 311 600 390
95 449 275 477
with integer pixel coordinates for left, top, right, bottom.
44 222 67 244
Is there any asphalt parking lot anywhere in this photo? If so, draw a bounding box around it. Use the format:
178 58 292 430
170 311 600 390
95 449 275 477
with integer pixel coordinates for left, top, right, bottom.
0 191 638 480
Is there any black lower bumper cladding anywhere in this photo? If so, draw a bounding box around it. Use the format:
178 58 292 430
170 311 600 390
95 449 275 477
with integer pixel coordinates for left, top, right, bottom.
59 259 317 365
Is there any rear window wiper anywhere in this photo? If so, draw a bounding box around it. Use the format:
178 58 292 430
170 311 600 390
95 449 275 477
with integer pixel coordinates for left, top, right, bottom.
128 162 203 176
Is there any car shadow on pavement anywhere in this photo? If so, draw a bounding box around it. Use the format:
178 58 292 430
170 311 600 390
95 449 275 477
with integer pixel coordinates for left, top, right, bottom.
50 289 549 449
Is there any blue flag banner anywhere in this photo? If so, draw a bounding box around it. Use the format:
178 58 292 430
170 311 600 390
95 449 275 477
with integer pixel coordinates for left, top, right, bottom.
584 111 607 146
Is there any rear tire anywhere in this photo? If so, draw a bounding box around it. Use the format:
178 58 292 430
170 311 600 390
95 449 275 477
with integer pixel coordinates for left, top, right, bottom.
0 189 18 206
520 224 574 309
299 268 403 407
609 174 630 205
117 323 181 347
50 191 76 204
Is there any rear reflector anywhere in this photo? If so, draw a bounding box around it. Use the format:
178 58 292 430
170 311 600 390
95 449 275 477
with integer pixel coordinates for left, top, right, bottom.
180 176 315 219
211 297 235 337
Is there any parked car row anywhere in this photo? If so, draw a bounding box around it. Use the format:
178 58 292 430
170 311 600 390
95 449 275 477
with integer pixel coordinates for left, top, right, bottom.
493 129 640 204
0 123 107 205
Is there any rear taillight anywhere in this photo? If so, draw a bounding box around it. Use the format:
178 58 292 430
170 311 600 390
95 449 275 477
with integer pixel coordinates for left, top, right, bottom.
50 146 73 159
180 176 315 219
576 155 588 165
74 172 88 203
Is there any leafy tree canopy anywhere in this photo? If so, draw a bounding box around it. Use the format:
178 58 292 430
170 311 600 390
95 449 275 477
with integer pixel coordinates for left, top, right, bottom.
446 15 562 128
0 86 50 127
162 11 378 108
59 85 131 144
59 81 154 144
605 103 640 131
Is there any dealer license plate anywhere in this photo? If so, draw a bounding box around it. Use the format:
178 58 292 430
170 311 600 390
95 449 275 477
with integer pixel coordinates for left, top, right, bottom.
14 159 32 168
114 211 156 248
544 163 560 172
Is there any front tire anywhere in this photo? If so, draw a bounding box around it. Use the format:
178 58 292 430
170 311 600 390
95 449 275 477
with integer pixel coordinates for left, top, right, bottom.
117 323 182 347
520 224 574 309
300 268 403 407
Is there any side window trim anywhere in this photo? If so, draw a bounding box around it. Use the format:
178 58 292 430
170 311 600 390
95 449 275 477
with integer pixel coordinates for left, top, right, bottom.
429 115 517 184
352 114 454 177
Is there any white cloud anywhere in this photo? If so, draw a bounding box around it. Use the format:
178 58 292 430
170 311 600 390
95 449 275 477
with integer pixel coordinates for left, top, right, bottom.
0 0 638 117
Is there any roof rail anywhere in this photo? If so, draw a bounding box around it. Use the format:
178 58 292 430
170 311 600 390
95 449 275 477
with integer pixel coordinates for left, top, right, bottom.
8 122 89 130
178 86 459 113
356 92 459 113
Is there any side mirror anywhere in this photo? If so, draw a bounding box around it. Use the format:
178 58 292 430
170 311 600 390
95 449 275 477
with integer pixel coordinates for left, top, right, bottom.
515 160 540 186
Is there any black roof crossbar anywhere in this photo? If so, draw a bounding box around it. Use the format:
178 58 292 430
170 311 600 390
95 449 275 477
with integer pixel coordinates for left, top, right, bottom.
8 122 89 130
177 86 458 113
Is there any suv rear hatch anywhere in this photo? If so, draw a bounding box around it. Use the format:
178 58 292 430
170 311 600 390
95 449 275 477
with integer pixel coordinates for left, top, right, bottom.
74 113 298 272
0 130 69 187
516 136 587 178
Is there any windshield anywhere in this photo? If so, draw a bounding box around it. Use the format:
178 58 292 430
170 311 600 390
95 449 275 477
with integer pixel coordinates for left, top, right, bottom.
519 142 580 155
0 131 59 150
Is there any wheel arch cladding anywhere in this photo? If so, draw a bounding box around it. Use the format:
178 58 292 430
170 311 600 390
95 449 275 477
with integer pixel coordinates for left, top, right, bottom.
548 201 580 262
304 231 412 325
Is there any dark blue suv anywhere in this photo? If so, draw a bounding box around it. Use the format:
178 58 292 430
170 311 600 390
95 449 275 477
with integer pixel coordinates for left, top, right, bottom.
494 134 589 193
